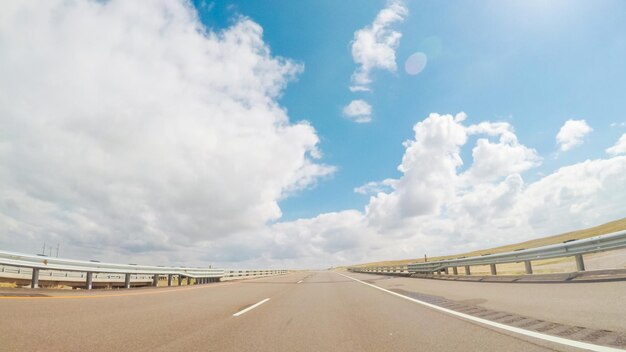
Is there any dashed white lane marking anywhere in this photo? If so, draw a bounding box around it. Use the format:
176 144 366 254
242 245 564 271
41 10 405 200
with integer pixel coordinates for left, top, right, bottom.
232 298 270 317
297 280 303 284
338 272 623 352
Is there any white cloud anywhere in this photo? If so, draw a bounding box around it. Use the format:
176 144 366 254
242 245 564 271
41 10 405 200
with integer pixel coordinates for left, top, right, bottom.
261 113 626 268
343 99 373 123
365 113 467 232
350 0 408 91
556 119 593 151
606 133 626 156
354 179 396 195
0 0 334 259
519 157 626 235
463 122 541 183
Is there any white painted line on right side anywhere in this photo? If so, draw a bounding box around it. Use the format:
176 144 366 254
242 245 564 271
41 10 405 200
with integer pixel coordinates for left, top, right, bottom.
233 298 270 317
297 280 303 284
338 272 624 352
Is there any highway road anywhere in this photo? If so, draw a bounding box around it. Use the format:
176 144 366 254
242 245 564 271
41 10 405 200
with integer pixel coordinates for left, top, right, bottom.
1 271 624 351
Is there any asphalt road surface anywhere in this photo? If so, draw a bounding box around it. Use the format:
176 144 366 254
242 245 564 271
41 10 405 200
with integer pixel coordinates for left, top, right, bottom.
1 271 624 352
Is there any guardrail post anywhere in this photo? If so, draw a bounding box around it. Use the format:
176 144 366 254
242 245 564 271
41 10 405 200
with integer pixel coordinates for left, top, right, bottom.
124 273 131 288
167 274 173 287
444 268 449 275
490 264 497 275
464 265 471 275
177 275 182 286
31 268 39 288
152 274 159 287
524 261 533 274
86 272 93 290
187 277 191 285
575 254 585 271
452 267 458 275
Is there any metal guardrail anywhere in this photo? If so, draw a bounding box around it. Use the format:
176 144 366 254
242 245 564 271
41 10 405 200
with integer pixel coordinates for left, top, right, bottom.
0 265 153 280
0 250 222 277
0 250 288 289
223 269 288 278
349 265 409 274
349 230 626 276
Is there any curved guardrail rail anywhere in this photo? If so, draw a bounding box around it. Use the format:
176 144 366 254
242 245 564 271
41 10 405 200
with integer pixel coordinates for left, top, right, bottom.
0 250 223 277
0 250 287 289
349 230 626 276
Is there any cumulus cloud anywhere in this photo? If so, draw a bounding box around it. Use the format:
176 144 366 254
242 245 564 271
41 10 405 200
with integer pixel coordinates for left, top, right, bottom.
556 119 593 151
519 157 626 234
343 99 373 123
606 133 626 155
350 0 408 91
354 179 396 195
365 113 467 232
362 113 540 237
463 122 541 183
262 113 626 268
0 0 334 259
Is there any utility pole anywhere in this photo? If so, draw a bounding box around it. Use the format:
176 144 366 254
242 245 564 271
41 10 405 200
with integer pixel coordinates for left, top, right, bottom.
424 254 427 262
41 242 46 256
56 243 60 258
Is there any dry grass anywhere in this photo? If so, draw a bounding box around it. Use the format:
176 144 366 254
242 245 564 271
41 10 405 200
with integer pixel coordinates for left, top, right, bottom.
0 282 17 288
351 217 626 269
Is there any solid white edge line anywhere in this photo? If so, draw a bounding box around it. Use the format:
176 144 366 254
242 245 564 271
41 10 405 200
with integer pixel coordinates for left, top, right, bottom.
232 298 271 317
338 272 624 352
297 280 303 284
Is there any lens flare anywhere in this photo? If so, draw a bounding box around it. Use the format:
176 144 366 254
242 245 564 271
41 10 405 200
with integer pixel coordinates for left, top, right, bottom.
405 52 427 75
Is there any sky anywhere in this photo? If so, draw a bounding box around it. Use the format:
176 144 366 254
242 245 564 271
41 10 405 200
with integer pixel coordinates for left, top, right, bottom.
1 0 626 269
